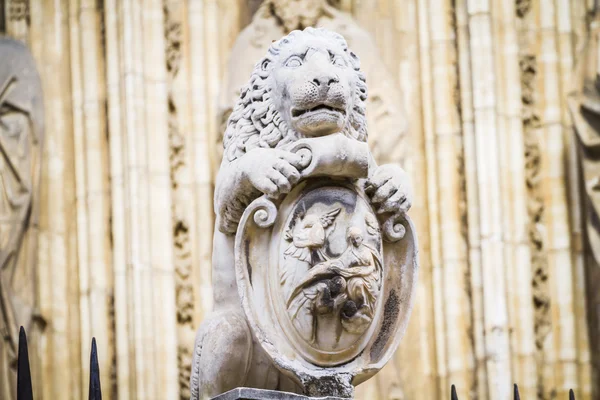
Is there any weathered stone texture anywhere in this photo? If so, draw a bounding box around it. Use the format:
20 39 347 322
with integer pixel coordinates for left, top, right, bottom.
0 0 598 399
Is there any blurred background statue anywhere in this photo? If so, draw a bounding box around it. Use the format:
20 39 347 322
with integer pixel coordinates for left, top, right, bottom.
568 8 600 389
0 37 44 400
569 11 600 267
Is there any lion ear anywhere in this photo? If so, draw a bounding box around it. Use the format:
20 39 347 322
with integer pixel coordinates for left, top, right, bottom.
349 51 361 69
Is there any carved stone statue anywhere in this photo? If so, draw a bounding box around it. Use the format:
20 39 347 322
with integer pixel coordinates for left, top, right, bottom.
191 28 418 399
0 37 44 399
217 0 408 169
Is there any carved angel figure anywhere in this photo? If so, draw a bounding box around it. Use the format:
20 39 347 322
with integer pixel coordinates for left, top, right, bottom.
280 207 340 300
0 38 44 400
287 226 382 337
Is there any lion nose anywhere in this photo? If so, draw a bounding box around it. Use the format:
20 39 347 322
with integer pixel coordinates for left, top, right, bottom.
312 74 339 88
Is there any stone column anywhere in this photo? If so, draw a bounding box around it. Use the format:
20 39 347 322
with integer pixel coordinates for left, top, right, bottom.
104 0 178 398
68 0 114 395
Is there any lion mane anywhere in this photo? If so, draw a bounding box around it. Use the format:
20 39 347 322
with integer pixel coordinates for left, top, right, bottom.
222 27 368 163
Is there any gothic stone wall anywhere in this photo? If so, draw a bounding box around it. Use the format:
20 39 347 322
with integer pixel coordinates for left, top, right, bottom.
0 0 598 399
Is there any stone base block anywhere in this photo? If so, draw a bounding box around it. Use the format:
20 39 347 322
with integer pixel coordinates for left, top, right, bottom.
210 387 348 400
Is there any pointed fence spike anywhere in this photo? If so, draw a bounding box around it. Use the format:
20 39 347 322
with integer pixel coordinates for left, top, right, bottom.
451 384 458 400
89 337 102 400
17 327 33 400
569 389 575 400
513 384 520 400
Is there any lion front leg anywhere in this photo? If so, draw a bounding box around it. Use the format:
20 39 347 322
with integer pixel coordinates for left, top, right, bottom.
214 149 304 235
364 163 413 215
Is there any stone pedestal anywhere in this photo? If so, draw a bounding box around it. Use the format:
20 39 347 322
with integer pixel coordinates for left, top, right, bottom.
211 388 346 400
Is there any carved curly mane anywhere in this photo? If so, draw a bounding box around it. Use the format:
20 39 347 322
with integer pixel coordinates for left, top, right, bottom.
223 27 368 162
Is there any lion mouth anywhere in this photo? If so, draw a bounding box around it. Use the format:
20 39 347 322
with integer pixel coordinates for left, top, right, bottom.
292 104 345 118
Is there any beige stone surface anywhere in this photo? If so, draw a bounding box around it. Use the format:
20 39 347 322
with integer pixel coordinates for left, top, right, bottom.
1 0 599 399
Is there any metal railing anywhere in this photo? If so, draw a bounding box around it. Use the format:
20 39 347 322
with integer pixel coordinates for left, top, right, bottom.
14 327 579 400
450 384 576 400
15 327 102 400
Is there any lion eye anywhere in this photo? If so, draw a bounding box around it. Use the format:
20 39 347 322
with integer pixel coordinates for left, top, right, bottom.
332 55 346 67
285 56 303 68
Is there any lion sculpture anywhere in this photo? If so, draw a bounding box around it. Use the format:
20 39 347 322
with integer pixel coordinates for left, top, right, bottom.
190 27 413 399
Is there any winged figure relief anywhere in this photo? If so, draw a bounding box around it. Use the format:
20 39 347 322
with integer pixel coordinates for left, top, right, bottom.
280 207 341 299
281 201 384 346
287 226 382 338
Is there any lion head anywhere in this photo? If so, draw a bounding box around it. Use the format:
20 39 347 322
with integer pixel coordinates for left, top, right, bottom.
223 27 368 163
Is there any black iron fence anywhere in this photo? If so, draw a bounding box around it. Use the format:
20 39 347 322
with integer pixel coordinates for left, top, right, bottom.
450 383 576 400
16 327 102 400
15 327 579 400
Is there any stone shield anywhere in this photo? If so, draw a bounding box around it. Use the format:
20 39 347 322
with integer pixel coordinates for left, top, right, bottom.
234 135 418 393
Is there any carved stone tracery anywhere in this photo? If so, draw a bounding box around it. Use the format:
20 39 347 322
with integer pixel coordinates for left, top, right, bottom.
163 3 195 399
519 39 552 400
7 0 29 23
